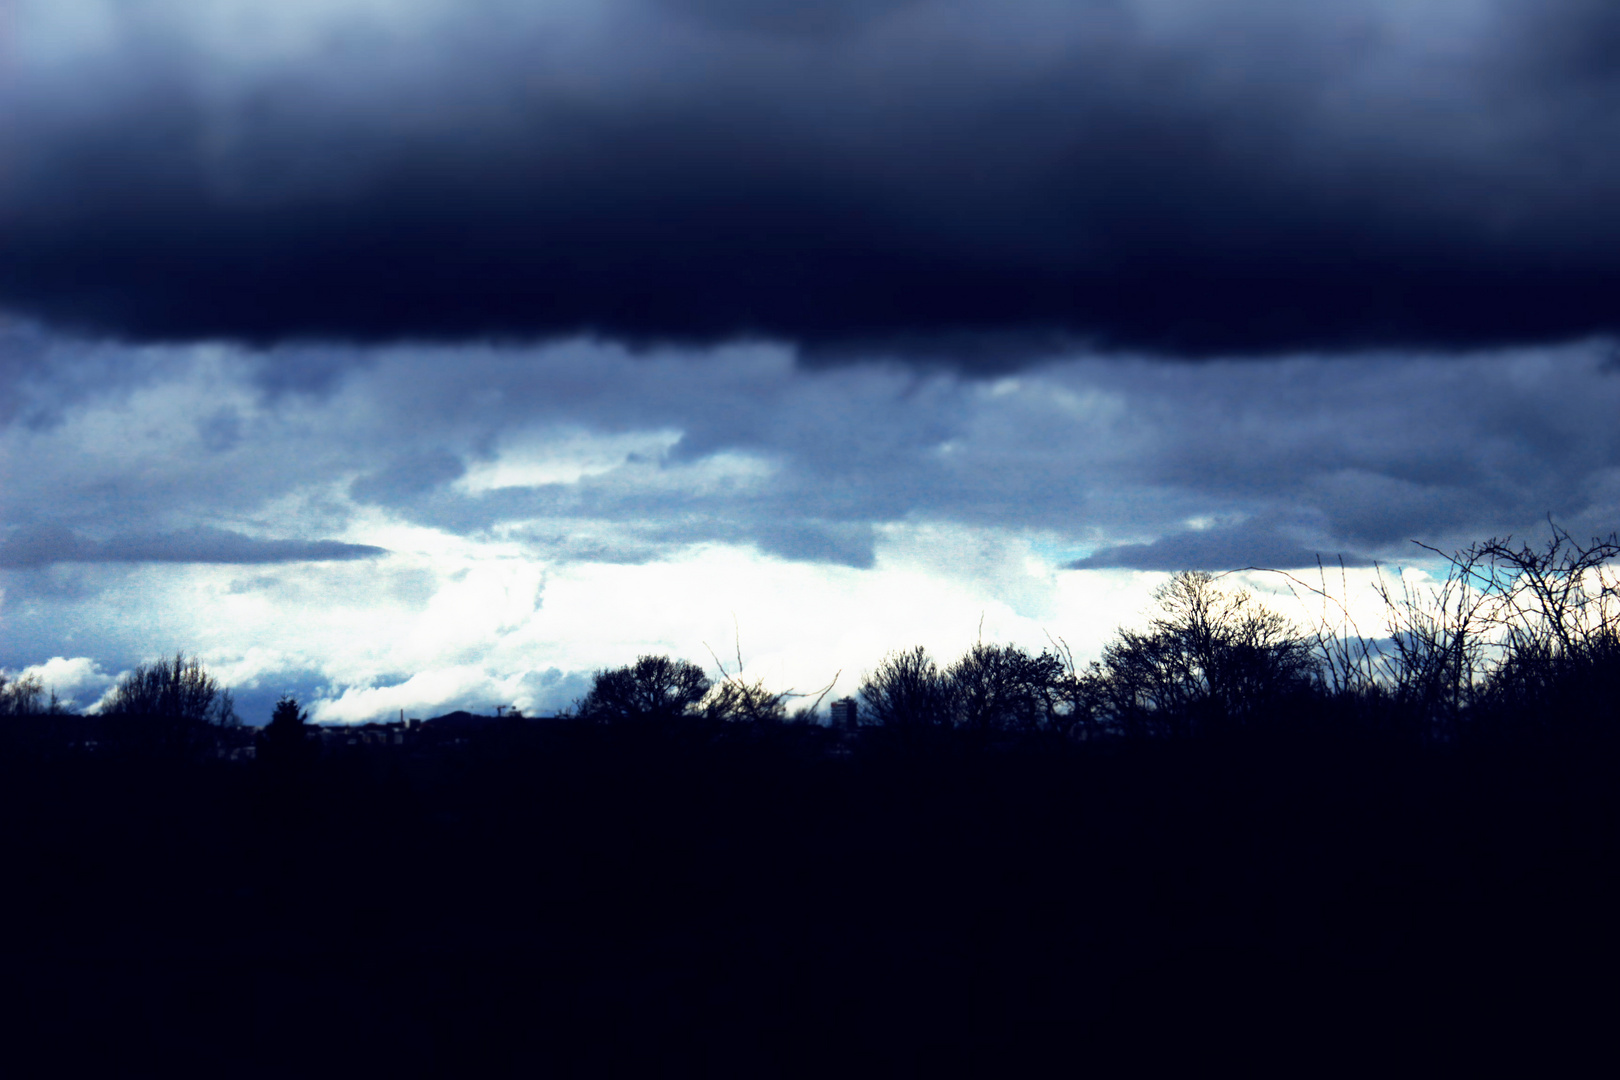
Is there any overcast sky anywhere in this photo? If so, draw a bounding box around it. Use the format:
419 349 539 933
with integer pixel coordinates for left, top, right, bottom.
4 2 1619 721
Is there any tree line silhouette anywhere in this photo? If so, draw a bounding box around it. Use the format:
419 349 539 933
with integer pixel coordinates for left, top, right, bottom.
556 521 1620 749
2 523 1618 1072
5 523 1617 752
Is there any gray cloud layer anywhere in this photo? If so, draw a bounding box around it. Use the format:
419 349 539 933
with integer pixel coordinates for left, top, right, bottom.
0 525 387 569
4 2 1620 358
1069 519 1375 572
9 335 1617 583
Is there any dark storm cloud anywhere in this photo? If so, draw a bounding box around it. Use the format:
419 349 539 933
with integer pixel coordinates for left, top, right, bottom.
0 524 387 568
5 2 1620 360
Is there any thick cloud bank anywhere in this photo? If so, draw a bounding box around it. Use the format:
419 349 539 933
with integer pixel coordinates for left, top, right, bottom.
5 1 1620 358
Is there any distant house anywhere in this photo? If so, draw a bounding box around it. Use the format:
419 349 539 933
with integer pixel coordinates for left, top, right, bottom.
216 724 258 760
304 709 566 751
314 720 410 747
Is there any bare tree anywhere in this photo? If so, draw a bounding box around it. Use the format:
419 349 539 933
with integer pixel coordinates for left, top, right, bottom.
698 626 842 726
98 652 234 754
576 655 712 724
858 646 952 729
944 642 1065 734
702 678 789 724
1089 572 1315 737
102 653 229 723
0 671 49 716
698 628 790 725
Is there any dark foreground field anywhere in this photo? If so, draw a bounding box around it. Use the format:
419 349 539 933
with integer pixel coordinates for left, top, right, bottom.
4 721 1616 1075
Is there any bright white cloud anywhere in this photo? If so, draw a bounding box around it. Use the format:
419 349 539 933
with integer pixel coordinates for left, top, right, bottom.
9 655 115 710
3 523 1173 723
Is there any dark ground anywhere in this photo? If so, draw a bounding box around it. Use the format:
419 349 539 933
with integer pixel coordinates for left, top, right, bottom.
3 719 1615 1075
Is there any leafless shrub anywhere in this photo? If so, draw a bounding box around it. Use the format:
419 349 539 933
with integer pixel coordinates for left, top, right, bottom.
1467 522 1620 729
1479 522 1620 645
1262 519 1620 740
